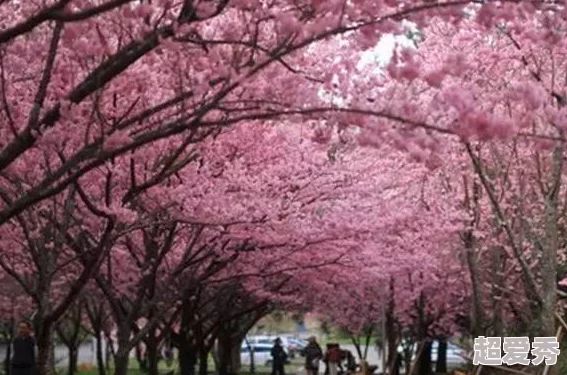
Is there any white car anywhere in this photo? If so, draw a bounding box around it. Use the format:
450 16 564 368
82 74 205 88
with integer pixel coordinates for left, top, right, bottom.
245 335 277 346
397 340 466 365
245 335 297 355
241 341 290 366
279 335 308 352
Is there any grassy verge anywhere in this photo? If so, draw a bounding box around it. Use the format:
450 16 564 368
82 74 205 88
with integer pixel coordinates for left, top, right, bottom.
69 358 306 375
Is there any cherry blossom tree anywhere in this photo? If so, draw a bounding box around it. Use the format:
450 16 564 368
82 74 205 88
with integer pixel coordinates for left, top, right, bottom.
0 190 115 375
0 1 557 225
4 4 567 375
329 9 567 375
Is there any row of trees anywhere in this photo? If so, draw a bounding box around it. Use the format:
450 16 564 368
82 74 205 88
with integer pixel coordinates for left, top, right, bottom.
313 9 567 374
0 118 462 375
2 1 567 375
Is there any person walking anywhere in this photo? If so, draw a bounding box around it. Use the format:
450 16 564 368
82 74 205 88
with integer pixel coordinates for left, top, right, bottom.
11 321 36 375
325 344 341 375
300 336 323 375
323 344 331 375
271 338 287 375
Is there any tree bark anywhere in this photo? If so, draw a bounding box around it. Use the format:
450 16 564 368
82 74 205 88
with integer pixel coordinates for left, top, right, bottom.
35 324 55 375
350 336 363 360
94 332 106 375
414 292 430 375
539 143 562 375
463 229 485 337
198 348 208 375
216 333 242 375
67 346 78 375
179 347 197 375
385 279 398 373
104 332 113 374
114 353 130 375
434 340 447 374
135 343 147 373
216 337 230 375
114 330 132 375
4 335 12 375
490 246 505 337
146 332 160 375
416 341 432 375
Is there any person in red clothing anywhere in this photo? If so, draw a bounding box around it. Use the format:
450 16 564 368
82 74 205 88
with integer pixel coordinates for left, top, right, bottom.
325 344 341 375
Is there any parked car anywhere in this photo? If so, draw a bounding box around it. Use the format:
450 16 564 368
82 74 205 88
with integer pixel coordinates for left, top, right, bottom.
244 335 298 358
277 335 308 358
245 335 276 346
430 341 466 365
241 342 290 366
397 340 466 365
280 335 308 350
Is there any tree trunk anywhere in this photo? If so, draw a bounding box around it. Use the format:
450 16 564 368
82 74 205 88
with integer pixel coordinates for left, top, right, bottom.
491 246 505 337
35 324 55 375
216 336 233 375
416 341 432 375
145 333 160 375
95 332 106 375
363 329 373 360
114 329 132 375
179 347 197 375
4 336 12 375
244 339 255 375
540 143 562 375
391 354 401 375
434 340 447 374
135 344 147 373
114 353 130 375
464 229 485 337
385 278 398 372
67 346 78 375
216 332 242 375
350 337 363 360
230 341 240 375
105 338 112 374
198 348 208 375
404 350 411 375
84 299 108 375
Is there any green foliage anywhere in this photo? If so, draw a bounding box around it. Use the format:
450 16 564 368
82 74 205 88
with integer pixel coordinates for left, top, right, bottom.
271 311 284 323
320 321 331 335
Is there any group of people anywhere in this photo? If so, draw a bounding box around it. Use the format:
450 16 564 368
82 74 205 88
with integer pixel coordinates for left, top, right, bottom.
8 323 361 375
271 336 357 375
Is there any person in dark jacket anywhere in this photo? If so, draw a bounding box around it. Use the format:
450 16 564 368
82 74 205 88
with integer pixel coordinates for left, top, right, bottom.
11 321 36 375
300 336 323 375
271 338 287 375
342 350 356 374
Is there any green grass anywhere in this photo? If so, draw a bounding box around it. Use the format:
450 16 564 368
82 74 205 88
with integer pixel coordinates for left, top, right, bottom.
67 357 305 375
322 336 353 345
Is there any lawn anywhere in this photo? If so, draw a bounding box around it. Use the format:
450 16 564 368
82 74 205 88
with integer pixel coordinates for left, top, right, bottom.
70 356 306 375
